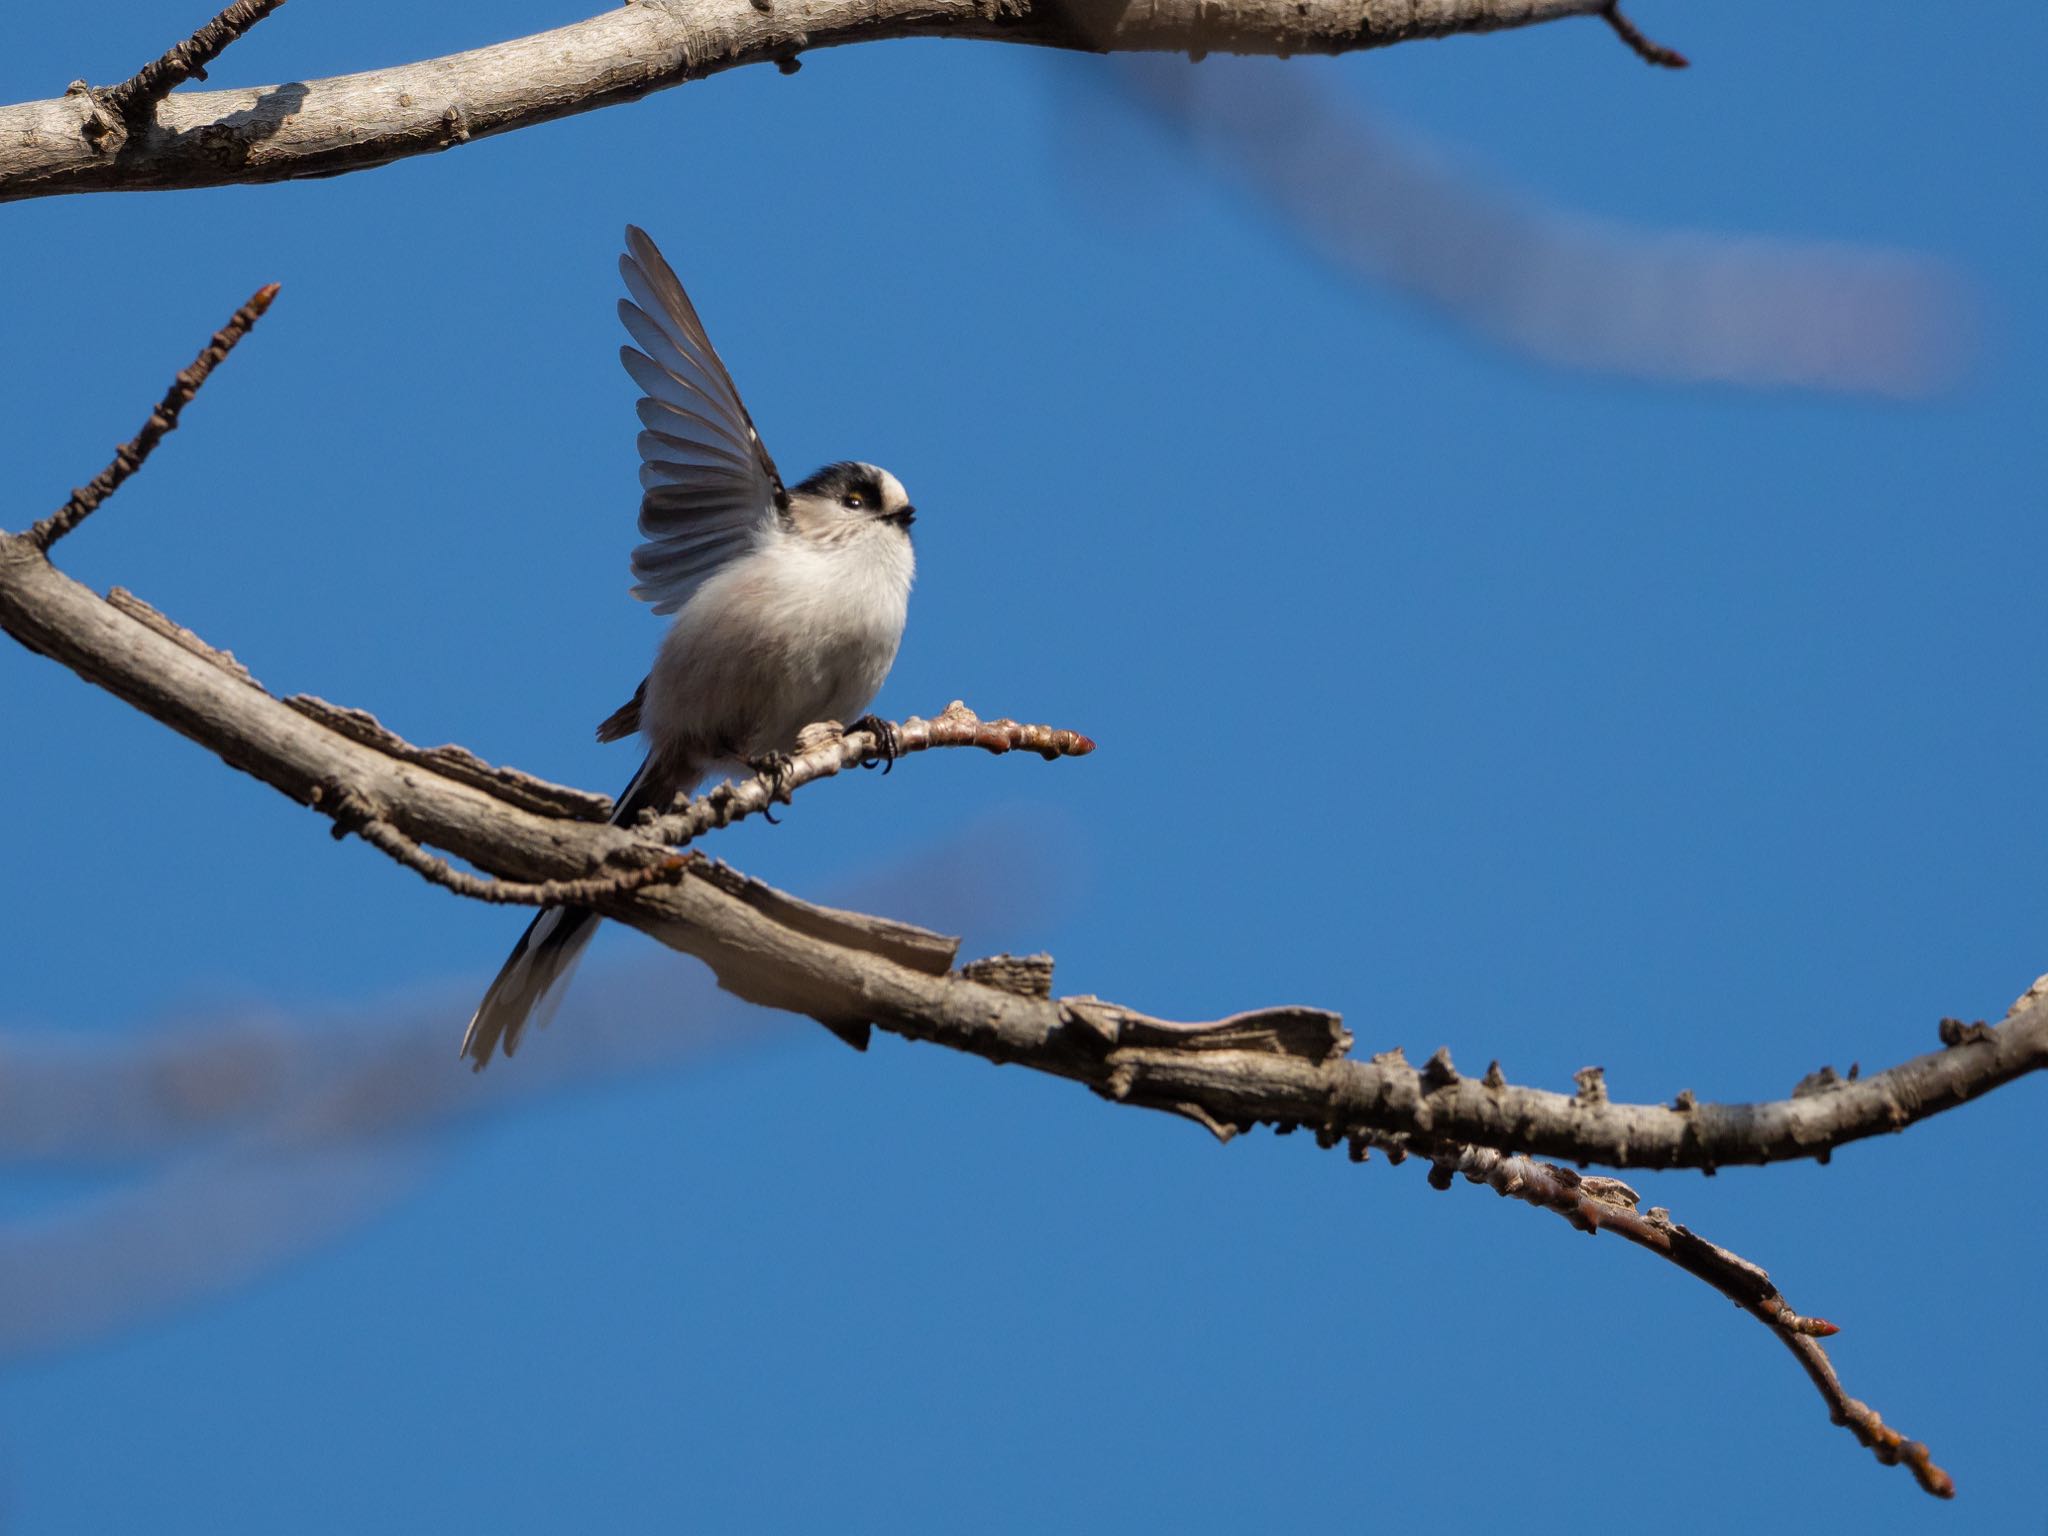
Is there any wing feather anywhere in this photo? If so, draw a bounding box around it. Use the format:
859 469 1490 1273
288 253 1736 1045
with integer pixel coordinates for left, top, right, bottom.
616 226 787 613
636 428 756 477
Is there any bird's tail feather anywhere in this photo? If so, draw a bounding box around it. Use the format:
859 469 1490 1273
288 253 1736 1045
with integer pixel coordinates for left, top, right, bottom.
459 905 600 1069
460 750 695 1071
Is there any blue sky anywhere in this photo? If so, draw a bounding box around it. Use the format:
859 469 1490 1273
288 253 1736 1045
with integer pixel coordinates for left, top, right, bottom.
3 2 2043 1530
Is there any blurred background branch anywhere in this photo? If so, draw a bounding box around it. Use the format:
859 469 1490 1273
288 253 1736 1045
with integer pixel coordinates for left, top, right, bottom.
0 828 1055 1361
1089 58 1970 394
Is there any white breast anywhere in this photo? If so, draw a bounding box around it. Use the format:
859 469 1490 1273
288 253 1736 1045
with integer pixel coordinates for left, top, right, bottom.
639 523 913 765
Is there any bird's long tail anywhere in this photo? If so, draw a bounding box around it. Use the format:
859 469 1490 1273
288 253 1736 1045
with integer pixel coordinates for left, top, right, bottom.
460 752 689 1070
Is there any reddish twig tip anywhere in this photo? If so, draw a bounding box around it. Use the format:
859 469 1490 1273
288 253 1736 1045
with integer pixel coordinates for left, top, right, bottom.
1908 1446 1956 1500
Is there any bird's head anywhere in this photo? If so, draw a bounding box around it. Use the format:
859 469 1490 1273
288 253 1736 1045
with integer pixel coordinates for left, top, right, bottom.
790 461 916 538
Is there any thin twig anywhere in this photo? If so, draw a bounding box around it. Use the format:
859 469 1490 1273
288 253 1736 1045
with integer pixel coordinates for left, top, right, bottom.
26 284 280 552
1777 1328 1954 1498
1601 3 1688 68
641 702 1095 846
324 786 689 907
101 0 292 124
1425 1145 1953 1497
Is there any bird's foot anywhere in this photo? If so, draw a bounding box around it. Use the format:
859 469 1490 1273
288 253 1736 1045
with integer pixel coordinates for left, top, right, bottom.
847 714 903 774
748 750 795 823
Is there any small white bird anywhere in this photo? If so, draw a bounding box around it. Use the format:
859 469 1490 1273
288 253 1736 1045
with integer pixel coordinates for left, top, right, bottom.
462 226 917 1069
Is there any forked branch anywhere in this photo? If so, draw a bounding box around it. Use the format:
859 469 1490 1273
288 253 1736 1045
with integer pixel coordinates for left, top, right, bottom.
97 0 292 127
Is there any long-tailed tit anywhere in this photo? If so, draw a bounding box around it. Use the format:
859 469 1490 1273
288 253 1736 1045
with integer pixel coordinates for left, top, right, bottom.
462 227 917 1069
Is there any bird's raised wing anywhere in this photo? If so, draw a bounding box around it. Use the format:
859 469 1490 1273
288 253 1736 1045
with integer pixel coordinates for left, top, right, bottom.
617 226 789 615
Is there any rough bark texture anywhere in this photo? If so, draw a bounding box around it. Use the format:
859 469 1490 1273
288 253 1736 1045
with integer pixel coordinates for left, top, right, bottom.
1 0 1627 201
3 535 2041 1174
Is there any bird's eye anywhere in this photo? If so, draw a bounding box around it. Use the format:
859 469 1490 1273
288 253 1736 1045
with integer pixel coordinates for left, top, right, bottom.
842 493 865 510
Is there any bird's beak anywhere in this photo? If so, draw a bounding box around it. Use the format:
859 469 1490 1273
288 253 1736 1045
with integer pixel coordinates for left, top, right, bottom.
888 505 917 528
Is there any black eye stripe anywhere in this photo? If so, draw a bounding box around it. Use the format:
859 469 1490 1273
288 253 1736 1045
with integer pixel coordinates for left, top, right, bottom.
794 462 894 510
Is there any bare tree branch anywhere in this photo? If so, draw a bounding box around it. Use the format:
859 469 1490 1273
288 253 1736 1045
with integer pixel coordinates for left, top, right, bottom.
327 787 696 907
642 705 1094 843
3 524 2041 1171
0 273 2021 1504
321 705 1090 906
285 694 613 821
0 0 1678 202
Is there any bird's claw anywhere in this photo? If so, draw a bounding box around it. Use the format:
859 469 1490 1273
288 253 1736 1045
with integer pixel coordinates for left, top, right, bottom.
749 751 796 823
847 714 902 774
